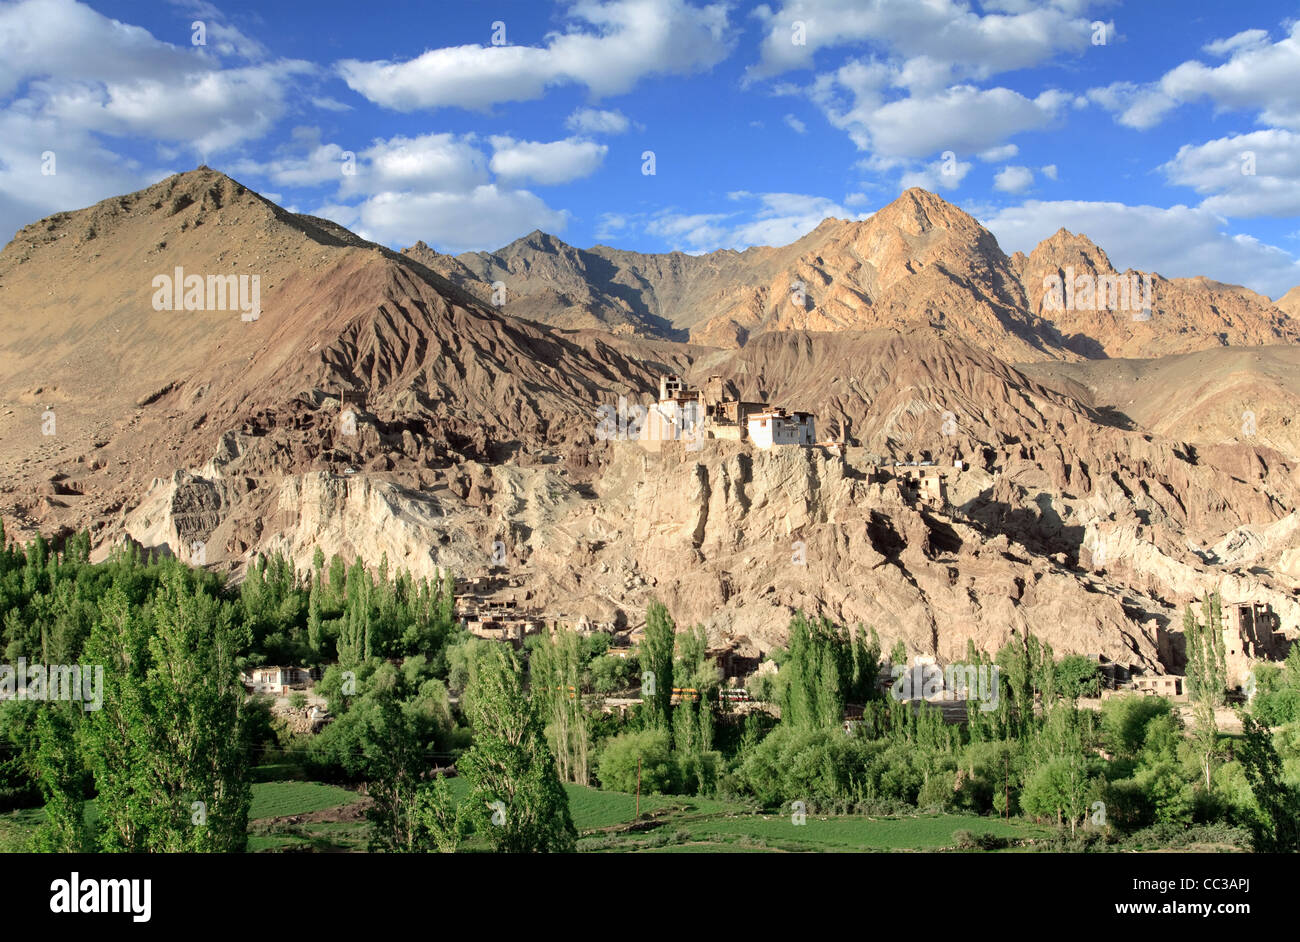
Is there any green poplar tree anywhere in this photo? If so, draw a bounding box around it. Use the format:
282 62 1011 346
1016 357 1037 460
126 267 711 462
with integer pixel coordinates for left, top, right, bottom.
641 601 675 732
458 645 576 853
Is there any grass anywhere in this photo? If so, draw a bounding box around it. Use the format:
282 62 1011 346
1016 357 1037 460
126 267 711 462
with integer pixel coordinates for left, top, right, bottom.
249 781 364 821
1 779 367 853
0 807 44 852
682 812 1043 852
1 774 1048 854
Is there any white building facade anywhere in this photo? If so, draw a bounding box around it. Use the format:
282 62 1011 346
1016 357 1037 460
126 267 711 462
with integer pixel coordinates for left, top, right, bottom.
747 409 815 449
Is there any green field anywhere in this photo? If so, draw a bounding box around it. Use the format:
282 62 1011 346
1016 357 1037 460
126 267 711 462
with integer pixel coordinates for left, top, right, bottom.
679 812 1042 852
1 779 1047 853
249 781 365 820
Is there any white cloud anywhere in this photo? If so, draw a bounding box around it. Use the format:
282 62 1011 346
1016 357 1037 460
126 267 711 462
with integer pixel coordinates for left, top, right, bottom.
783 113 807 134
1161 129 1300 218
645 210 730 250
982 199 1300 298
978 143 1019 162
0 0 314 158
1040 163 1058 180
232 140 348 188
595 212 629 241
337 0 733 111
899 155 973 192
1091 22 1300 130
1087 80 1177 130
565 107 631 135
231 129 573 252
0 0 314 236
1203 29 1271 58
356 133 489 195
0 108 168 242
0 0 196 97
320 185 568 253
311 96 352 112
993 165 1034 193
811 64 1069 158
750 0 1096 79
40 61 315 154
488 136 608 186
646 191 868 252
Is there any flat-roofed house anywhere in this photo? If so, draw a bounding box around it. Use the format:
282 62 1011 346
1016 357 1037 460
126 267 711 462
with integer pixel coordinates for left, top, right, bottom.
747 409 816 449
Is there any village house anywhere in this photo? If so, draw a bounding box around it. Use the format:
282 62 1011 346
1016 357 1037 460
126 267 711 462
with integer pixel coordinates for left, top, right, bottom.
1130 674 1187 701
896 461 949 506
243 665 319 696
640 374 816 450
1222 599 1287 687
747 408 816 449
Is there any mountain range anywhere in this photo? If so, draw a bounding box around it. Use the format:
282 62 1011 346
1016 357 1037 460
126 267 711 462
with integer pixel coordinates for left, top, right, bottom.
406 186 1297 361
2 167 1298 669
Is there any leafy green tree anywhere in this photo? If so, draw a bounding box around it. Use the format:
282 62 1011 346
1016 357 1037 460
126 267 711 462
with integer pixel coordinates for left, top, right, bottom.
779 613 862 729
31 702 92 852
530 626 591 785
458 645 576 853
363 678 430 852
641 601 675 731
1055 655 1101 700
82 570 252 851
1238 714 1300 852
1183 592 1228 790
414 774 468 853
597 728 679 794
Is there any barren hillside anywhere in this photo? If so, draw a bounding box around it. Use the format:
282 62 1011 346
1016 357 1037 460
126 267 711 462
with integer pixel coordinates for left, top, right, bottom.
408 188 1298 361
2 168 1297 672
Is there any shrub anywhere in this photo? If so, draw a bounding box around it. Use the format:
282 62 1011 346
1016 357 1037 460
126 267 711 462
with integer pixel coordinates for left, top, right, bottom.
597 729 679 794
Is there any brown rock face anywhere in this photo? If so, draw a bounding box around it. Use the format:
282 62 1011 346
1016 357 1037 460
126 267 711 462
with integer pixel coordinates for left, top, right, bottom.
1015 228 1296 358
1276 286 1300 318
406 188 1298 363
3 169 1298 676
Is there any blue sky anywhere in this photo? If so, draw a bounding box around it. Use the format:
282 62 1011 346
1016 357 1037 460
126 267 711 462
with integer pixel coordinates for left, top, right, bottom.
2 0 1299 297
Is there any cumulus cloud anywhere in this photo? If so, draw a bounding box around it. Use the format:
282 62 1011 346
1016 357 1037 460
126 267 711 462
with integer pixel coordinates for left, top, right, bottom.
1091 22 1300 130
356 133 490 195
489 136 608 185
993 165 1034 193
0 0 312 238
982 199 1300 298
231 130 581 251
645 191 868 252
1161 129 1300 218
749 0 1097 80
978 143 1019 162
0 108 168 242
336 0 733 111
565 107 631 135
1087 80 1177 130
783 113 807 134
0 0 314 152
319 185 568 254
898 154 973 191
812 69 1069 159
